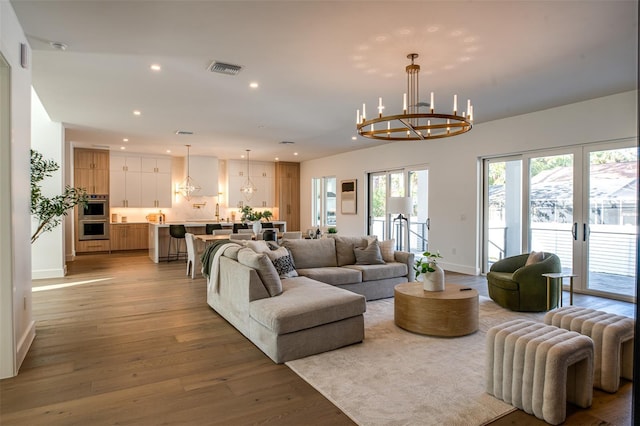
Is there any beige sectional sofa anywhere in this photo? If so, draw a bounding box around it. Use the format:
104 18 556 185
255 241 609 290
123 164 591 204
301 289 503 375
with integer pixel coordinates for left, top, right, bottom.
206 236 414 363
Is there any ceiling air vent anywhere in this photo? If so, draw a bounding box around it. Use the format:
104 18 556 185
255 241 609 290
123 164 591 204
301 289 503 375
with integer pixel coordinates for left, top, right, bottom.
175 130 194 135
208 60 242 75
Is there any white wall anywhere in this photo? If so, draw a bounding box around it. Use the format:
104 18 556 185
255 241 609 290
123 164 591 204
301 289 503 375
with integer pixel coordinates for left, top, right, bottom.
31 87 66 278
0 0 35 378
301 91 637 275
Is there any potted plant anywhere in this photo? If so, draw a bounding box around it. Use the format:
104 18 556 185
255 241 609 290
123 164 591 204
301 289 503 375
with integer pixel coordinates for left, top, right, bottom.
240 205 262 223
327 227 337 234
261 210 273 222
414 250 445 291
31 149 88 243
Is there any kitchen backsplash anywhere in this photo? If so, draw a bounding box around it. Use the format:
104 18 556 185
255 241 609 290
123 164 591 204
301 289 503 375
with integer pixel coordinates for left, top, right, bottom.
110 195 276 223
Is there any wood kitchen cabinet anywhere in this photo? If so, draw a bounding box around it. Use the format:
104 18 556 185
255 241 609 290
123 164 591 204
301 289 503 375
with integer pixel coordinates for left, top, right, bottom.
75 148 109 194
110 223 149 251
76 239 110 253
275 162 300 231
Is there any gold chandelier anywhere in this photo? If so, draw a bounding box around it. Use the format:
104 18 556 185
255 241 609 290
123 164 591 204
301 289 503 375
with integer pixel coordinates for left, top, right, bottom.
357 53 473 141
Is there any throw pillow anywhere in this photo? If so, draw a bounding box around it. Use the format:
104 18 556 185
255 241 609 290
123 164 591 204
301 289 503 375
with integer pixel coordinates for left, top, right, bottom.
525 251 545 266
237 248 283 296
379 239 395 262
266 246 298 278
245 240 270 254
353 239 385 265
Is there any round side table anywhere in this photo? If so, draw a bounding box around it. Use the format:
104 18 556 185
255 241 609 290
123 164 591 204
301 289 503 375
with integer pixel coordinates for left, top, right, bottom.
394 282 479 337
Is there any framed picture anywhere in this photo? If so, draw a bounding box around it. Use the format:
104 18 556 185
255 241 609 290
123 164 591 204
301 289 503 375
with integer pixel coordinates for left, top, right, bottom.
340 179 357 214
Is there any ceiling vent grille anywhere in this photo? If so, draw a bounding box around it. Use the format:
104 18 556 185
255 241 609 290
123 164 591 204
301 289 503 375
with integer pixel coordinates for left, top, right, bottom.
208 60 242 75
175 130 194 135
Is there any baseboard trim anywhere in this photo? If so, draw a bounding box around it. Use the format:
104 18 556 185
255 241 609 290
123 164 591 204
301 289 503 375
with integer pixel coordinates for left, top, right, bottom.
441 262 480 276
16 320 35 372
32 268 65 280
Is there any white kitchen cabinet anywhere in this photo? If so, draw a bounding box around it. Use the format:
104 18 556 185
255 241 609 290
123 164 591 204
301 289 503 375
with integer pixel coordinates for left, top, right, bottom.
227 160 274 209
140 156 172 208
187 156 219 197
110 154 142 207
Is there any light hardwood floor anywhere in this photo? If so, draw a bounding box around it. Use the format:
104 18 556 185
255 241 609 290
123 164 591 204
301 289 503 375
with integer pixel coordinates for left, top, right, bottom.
0 252 634 425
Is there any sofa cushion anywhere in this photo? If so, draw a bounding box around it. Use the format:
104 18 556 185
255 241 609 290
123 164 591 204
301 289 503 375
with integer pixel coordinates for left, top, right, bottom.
334 236 369 266
237 248 283 297
296 267 362 286
265 246 298 278
354 239 385 265
344 262 408 281
249 276 366 334
282 238 337 269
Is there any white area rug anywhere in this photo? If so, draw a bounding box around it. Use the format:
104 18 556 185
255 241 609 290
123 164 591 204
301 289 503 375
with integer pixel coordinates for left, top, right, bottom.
286 297 545 426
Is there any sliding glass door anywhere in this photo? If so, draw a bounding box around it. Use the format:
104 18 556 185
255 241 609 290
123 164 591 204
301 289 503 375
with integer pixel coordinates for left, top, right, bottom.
483 140 636 301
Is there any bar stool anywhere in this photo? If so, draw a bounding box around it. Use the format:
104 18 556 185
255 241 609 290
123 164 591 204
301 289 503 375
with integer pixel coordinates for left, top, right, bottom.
167 224 187 261
233 223 249 233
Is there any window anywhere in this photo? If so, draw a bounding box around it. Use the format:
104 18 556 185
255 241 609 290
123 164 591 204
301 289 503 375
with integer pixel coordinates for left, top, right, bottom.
312 176 336 227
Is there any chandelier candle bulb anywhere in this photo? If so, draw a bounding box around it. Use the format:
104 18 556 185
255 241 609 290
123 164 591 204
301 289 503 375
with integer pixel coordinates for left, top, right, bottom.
430 92 435 113
403 93 407 113
378 97 384 117
356 109 360 124
362 103 366 120
453 94 458 114
467 99 471 116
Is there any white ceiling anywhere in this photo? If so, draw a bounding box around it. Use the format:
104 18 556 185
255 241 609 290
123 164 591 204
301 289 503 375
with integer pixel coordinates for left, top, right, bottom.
11 0 638 162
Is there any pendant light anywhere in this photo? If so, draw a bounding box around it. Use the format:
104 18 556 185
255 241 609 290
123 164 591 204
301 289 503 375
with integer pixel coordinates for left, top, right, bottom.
239 149 257 202
177 144 201 200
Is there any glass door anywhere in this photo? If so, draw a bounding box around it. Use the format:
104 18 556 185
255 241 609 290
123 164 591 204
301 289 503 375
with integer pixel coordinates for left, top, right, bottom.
526 152 576 275
407 168 429 254
483 142 637 301
584 145 637 298
483 157 523 272
368 170 404 241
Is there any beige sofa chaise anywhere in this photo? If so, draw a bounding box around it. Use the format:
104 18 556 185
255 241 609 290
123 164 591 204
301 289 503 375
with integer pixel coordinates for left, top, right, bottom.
206 236 413 363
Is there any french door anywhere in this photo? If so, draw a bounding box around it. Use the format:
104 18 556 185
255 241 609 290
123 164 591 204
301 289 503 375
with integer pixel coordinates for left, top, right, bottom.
483 140 636 301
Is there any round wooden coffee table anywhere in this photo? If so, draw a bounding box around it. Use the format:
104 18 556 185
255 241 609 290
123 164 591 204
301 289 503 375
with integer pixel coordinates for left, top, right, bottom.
394 282 479 337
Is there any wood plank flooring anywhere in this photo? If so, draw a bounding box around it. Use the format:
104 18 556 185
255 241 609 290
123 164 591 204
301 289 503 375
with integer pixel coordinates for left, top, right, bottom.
0 251 634 425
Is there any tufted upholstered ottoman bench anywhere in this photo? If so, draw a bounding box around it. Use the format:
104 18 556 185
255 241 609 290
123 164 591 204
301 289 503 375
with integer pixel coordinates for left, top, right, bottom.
486 319 594 425
544 306 634 392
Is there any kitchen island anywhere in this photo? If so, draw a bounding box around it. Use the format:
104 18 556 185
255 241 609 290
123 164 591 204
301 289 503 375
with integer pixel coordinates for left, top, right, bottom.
148 221 286 263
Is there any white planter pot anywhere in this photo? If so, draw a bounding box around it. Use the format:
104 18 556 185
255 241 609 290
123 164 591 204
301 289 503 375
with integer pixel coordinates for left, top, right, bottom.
252 221 262 236
421 264 445 292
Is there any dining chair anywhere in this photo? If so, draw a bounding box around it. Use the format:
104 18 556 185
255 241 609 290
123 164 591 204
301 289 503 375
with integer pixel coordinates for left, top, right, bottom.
229 233 252 241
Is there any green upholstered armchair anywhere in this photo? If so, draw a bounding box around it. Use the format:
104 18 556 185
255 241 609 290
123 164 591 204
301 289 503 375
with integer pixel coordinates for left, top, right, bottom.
487 252 562 312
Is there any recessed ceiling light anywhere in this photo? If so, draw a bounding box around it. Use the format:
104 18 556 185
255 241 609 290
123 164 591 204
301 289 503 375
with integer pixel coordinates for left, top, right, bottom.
166 150 171 153
123 138 129 142
120 146 126 150
293 152 298 156
274 157 279 161
352 136 357 140
249 82 259 89
49 41 67 51
133 110 141 116
150 64 161 71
